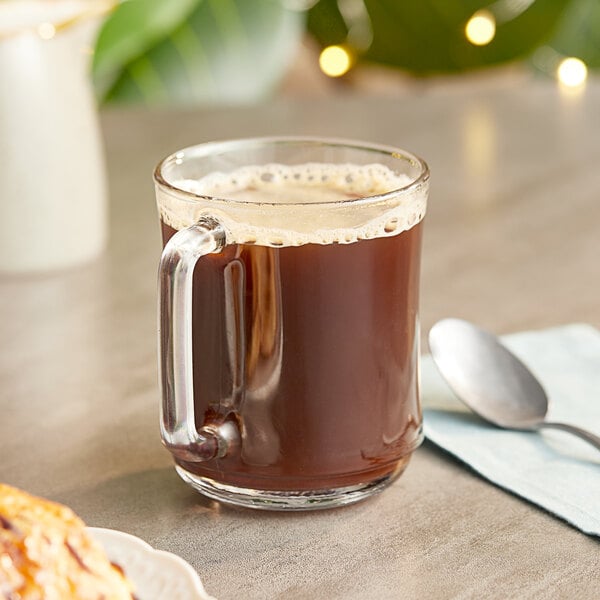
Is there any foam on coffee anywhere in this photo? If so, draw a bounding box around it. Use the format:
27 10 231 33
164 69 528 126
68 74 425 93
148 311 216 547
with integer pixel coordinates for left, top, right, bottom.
157 163 427 246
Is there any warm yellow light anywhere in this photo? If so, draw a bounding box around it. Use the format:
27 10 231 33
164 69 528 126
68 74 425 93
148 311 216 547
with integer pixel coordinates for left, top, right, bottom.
557 57 588 88
465 10 496 46
319 45 352 78
37 22 56 40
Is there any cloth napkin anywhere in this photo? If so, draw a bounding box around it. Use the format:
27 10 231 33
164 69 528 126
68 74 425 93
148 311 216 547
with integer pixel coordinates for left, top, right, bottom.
421 323 600 536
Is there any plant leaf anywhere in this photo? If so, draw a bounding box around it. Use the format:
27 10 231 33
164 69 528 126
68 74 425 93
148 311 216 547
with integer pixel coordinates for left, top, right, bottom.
94 0 305 105
547 0 600 67
93 0 202 98
308 0 572 74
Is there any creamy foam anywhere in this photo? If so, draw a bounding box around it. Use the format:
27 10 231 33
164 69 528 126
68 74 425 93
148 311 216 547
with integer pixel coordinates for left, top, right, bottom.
156 163 428 246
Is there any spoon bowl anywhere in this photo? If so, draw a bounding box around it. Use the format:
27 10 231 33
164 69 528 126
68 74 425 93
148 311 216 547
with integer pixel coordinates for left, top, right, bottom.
428 318 600 451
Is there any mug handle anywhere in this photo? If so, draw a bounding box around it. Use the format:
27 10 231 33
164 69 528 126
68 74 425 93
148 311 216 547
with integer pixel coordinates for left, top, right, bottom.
158 216 239 462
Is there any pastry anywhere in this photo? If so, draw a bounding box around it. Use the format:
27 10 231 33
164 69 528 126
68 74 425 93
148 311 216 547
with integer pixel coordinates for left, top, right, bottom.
0 483 135 600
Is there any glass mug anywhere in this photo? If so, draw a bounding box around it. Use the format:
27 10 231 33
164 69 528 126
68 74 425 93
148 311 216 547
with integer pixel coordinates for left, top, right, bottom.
154 137 429 510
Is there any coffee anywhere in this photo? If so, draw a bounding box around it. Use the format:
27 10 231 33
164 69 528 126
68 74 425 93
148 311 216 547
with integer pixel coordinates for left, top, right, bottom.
159 163 424 491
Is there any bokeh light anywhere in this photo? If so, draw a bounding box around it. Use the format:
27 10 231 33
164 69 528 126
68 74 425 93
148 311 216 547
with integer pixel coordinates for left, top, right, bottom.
319 45 353 78
465 11 496 46
37 22 56 40
557 57 588 88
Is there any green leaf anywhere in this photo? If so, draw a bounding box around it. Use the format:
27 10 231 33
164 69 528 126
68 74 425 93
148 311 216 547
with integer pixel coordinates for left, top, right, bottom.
308 0 572 74
93 0 201 98
548 0 600 67
94 0 305 105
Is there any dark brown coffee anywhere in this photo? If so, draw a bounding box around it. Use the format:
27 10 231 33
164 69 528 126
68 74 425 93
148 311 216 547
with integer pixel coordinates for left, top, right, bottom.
160 218 423 491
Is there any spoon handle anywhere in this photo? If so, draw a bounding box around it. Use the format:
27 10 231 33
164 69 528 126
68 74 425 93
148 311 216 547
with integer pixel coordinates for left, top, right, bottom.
538 421 600 452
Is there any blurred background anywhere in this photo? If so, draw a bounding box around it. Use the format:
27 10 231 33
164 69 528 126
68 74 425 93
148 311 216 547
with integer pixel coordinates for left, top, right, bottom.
90 0 599 106
0 0 598 273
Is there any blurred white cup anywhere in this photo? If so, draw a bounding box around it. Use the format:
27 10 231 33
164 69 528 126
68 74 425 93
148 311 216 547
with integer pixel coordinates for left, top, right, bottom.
0 0 113 273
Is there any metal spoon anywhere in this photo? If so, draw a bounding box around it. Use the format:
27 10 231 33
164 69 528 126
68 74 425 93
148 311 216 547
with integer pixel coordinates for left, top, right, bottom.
428 318 600 451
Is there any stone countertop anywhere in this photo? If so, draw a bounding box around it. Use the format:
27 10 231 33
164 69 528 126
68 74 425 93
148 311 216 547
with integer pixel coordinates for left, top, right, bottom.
1 78 599 599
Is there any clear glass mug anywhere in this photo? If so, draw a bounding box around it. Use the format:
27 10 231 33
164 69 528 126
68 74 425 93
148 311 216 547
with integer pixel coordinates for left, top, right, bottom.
154 137 429 510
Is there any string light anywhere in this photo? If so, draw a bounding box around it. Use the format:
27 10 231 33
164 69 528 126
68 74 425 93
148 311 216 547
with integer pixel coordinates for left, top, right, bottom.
319 45 353 78
37 22 56 40
557 57 588 88
465 10 496 46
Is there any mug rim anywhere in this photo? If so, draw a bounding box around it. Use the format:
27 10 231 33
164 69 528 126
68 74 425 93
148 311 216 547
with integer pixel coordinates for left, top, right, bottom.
0 0 116 42
153 136 430 209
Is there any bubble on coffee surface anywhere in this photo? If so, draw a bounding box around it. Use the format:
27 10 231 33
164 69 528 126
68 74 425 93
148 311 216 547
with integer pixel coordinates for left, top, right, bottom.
157 163 427 246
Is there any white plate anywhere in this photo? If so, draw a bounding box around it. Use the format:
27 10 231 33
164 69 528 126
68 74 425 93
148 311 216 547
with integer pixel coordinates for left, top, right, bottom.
88 527 216 600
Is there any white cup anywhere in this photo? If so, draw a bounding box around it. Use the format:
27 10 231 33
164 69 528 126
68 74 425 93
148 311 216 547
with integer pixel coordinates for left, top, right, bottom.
0 0 112 273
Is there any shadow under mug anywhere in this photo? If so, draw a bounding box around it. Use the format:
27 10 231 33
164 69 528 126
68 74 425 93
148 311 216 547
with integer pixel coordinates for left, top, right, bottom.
154 137 429 510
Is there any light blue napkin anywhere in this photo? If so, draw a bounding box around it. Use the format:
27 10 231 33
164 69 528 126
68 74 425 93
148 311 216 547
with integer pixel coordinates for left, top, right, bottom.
422 323 600 536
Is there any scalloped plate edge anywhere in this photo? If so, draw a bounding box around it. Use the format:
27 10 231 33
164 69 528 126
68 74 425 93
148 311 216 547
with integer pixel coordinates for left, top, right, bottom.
88 527 216 600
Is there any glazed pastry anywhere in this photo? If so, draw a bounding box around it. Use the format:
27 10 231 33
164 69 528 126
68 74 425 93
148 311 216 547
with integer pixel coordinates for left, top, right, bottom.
0 483 135 600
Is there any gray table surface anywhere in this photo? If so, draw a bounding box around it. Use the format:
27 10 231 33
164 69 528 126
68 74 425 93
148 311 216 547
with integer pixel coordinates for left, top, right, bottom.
1 78 599 599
